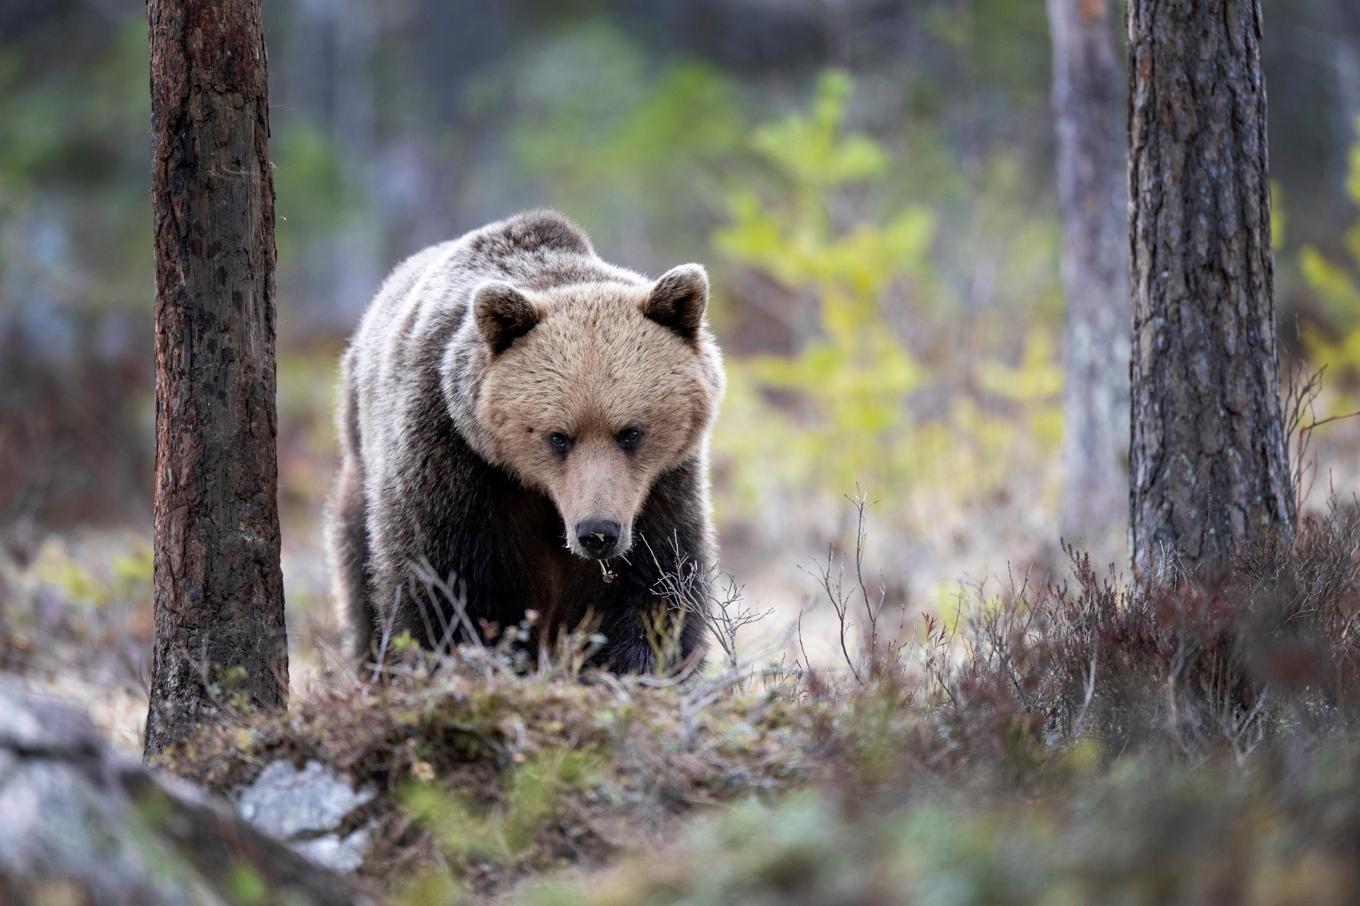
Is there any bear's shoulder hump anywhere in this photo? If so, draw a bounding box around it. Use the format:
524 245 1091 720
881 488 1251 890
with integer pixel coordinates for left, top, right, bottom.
496 210 594 257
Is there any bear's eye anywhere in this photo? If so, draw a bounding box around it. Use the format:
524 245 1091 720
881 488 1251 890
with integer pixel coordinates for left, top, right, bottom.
546 432 573 456
617 427 645 452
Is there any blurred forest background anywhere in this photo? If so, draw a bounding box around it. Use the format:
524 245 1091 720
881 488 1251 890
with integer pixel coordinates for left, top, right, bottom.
6 0 1360 747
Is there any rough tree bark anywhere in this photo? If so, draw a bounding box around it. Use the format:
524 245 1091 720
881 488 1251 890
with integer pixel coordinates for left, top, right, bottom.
1127 0 1295 575
1046 0 1131 547
145 0 287 757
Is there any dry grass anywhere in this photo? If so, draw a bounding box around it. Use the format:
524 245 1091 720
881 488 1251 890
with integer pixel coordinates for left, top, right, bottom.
167 636 818 898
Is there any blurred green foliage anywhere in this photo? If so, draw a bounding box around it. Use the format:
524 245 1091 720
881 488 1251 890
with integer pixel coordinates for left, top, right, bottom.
1302 124 1360 411
924 0 1053 112
0 21 145 193
273 121 359 261
715 72 931 497
0 19 150 319
0 15 356 327
710 73 1062 519
531 751 1360 906
225 863 268 905
499 21 743 257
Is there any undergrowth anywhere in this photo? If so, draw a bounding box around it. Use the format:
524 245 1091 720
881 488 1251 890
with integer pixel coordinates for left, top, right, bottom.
167 502 1360 904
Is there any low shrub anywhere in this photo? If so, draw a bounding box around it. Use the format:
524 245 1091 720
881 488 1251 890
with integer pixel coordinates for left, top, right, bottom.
168 503 1360 903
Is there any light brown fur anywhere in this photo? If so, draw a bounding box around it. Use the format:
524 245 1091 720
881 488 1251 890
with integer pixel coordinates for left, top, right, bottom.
476 271 720 558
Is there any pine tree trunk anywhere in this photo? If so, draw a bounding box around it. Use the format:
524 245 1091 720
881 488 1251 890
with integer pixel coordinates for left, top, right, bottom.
1046 0 1131 549
1127 0 1295 575
144 0 287 757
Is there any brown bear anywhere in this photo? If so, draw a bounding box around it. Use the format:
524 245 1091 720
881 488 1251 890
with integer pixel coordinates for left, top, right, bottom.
327 210 724 672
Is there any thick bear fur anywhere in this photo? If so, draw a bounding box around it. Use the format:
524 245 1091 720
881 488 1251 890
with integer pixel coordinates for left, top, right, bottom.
327 211 724 672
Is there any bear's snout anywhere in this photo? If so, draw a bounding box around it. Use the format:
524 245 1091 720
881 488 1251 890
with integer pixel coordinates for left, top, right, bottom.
575 518 621 559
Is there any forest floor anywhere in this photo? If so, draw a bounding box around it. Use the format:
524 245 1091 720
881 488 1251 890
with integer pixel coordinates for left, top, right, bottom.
141 504 1360 905
7 520 1360 902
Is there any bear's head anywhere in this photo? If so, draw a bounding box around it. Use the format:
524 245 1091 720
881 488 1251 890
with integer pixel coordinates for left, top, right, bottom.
462 264 723 561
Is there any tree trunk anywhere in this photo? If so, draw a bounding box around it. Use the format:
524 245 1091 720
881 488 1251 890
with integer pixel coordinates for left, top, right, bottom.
1127 0 1295 575
1046 0 1130 550
145 0 287 757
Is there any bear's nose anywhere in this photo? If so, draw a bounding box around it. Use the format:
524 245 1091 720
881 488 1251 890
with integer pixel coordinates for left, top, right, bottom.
576 518 621 558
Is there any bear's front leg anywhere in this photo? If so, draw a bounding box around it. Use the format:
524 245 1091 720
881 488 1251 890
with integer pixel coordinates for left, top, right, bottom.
586 547 709 675
364 497 461 655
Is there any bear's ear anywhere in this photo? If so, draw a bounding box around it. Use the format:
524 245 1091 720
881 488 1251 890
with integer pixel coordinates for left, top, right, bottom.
474 281 541 355
641 264 708 342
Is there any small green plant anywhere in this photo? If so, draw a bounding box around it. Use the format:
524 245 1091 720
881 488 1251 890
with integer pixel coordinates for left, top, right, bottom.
31 537 151 609
641 601 690 676
401 747 602 873
390 629 417 656
224 863 268 905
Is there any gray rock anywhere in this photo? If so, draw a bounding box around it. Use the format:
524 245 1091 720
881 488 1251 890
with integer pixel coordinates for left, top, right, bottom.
0 678 372 905
237 760 376 872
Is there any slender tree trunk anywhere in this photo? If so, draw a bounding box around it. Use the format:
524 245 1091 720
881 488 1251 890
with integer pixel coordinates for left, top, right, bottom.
145 0 287 757
1127 0 1295 575
1046 0 1130 549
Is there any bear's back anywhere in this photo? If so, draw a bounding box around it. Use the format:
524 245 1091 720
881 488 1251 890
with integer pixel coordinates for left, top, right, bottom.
358 211 633 342
462 209 594 265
